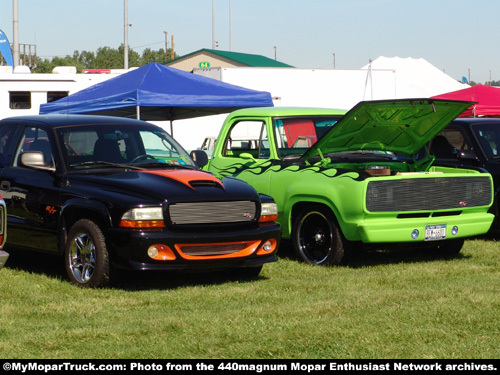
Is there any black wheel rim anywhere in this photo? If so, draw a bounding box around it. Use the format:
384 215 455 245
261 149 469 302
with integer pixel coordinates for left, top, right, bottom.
297 211 333 264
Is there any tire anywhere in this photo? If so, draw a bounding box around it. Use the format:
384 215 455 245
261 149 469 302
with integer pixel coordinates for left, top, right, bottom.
434 238 465 257
65 219 110 288
292 206 344 265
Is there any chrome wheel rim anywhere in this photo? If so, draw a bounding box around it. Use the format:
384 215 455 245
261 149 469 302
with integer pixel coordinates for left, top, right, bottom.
68 232 96 283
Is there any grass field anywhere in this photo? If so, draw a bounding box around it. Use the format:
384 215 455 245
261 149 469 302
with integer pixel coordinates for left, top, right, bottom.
0 236 499 359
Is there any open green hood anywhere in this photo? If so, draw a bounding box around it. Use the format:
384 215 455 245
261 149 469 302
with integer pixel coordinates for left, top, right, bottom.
302 99 474 159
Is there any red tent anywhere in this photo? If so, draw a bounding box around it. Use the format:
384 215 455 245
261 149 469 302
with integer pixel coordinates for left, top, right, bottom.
431 84 500 117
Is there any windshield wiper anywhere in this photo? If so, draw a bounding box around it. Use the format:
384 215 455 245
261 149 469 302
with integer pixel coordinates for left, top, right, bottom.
133 161 196 169
70 160 142 170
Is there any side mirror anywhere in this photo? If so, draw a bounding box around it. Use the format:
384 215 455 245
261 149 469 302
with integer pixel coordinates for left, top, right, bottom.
240 152 256 161
458 150 478 161
190 150 209 168
20 151 56 172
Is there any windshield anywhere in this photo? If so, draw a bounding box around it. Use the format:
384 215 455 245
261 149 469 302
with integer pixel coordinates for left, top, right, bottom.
57 124 196 171
471 122 500 159
272 115 420 163
273 116 341 158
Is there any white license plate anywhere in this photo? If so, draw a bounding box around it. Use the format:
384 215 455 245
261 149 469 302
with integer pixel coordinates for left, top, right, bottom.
425 224 447 241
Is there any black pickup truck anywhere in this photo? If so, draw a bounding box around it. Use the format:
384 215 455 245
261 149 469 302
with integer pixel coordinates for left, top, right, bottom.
0 115 281 287
430 118 500 230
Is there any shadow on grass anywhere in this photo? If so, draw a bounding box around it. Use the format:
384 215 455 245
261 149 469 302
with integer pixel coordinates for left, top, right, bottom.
4 246 269 291
342 246 471 269
276 239 473 269
7 231 497 289
113 268 269 291
4 247 66 280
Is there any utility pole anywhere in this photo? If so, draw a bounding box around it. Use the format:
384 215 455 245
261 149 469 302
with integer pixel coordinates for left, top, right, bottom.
171 35 174 60
164 31 168 62
13 0 19 68
124 0 129 69
229 0 232 51
212 0 215 49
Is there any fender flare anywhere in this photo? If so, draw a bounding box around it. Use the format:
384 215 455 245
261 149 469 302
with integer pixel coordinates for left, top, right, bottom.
57 199 113 253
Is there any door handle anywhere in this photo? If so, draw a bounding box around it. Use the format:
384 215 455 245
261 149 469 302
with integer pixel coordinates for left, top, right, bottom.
1 181 10 190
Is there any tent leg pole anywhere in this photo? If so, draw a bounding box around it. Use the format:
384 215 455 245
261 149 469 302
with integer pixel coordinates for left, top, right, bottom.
170 120 173 136
136 106 140 119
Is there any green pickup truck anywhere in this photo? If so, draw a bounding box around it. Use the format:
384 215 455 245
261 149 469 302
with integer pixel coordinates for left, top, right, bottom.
205 99 495 265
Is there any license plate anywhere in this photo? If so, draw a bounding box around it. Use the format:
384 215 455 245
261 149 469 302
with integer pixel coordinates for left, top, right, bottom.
425 224 446 241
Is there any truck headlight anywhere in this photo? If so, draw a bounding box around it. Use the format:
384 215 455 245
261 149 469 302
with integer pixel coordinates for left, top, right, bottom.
259 202 278 223
120 207 165 229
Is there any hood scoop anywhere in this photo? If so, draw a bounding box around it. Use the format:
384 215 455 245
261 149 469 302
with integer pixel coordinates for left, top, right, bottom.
189 180 223 189
142 169 225 190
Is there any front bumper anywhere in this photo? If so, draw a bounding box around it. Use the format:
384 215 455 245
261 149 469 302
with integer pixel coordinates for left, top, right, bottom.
356 212 495 243
0 250 9 270
106 223 281 271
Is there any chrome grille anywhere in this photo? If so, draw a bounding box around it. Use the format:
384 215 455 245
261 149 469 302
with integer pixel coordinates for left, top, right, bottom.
180 243 248 256
366 176 492 212
168 201 257 225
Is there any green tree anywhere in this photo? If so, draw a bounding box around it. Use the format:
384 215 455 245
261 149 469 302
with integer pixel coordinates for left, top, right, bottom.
140 48 168 65
32 58 55 73
93 46 122 69
30 45 179 73
75 50 96 69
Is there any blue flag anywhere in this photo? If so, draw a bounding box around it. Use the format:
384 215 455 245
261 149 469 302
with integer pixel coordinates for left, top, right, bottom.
0 29 14 67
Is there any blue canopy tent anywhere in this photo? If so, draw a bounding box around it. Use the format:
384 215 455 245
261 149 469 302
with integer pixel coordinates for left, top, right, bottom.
40 62 273 134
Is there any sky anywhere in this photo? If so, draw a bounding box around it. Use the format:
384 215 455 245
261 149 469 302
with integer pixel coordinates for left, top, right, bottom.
0 0 499 83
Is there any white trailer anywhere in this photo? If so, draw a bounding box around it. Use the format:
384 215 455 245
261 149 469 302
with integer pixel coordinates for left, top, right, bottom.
0 66 126 120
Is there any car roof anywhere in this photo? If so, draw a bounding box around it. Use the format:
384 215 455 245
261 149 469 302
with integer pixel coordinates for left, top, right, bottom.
0 114 152 128
227 107 348 117
452 117 500 125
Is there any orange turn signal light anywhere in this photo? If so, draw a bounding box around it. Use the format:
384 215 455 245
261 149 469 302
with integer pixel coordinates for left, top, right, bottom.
259 214 279 223
119 220 165 229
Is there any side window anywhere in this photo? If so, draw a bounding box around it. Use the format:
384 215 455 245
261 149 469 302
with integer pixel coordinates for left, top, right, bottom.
13 127 53 167
0 125 15 156
223 121 269 158
0 125 16 167
442 129 470 151
274 118 318 158
474 128 499 158
430 129 468 159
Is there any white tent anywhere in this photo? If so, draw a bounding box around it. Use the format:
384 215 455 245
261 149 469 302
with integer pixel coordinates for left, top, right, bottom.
361 56 468 99
167 56 469 150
